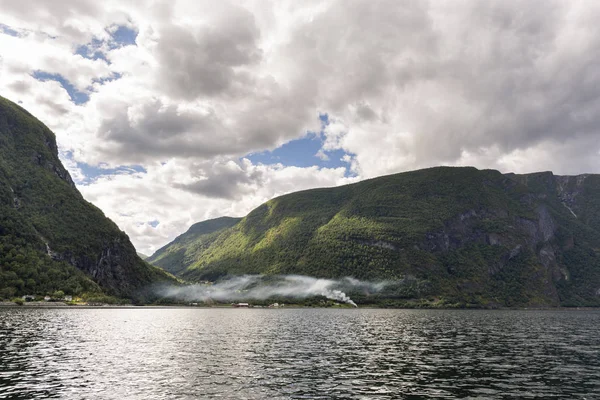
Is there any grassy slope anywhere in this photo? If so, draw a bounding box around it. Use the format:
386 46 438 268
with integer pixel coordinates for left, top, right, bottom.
0 96 175 300
147 216 241 275
156 166 600 307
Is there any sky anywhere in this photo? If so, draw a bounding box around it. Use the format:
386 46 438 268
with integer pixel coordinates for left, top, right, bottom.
1 0 600 255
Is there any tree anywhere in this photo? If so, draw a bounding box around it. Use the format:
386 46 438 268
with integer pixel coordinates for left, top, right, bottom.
52 290 65 299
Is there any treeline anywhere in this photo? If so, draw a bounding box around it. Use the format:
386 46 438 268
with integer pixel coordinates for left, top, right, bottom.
0 234 99 299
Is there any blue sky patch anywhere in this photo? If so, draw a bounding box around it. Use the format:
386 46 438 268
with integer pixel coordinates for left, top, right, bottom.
75 38 108 61
76 25 138 62
245 138 355 176
32 71 90 104
110 25 138 47
77 161 147 184
247 133 324 167
0 24 19 37
245 134 350 170
245 113 355 175
93 72 123 85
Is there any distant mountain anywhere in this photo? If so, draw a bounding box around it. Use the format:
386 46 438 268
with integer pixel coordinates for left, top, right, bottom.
0 96 175 300
150 166 600 307
147 217 241 275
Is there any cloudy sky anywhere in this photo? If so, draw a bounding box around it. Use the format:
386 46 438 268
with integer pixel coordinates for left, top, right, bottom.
1 0 600 255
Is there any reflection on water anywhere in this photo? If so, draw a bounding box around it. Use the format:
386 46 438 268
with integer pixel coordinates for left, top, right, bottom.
0 308 599 399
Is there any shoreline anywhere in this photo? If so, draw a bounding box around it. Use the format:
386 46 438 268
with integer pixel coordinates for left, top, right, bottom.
1 302 599 311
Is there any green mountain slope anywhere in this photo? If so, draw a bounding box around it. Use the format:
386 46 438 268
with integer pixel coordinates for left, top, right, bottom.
147 217 241 275
0 96 175 300
153 167 600 307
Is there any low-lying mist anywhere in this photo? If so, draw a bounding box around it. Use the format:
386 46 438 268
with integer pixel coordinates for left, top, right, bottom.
156 275 392 307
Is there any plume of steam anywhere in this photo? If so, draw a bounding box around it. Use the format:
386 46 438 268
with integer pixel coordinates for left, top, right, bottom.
156 275 390 307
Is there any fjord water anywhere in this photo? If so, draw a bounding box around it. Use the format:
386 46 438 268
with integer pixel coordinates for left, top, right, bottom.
0 309 599 399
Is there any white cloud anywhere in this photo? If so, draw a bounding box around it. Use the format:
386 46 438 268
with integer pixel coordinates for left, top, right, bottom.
314 149 330 161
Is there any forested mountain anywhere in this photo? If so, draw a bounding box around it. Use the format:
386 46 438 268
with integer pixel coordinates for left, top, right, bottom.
0 96 175 300
147 217 241 275
5 92 599 307
150 167 600 307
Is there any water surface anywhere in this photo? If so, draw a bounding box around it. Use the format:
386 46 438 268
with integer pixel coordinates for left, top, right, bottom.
1 308 599 399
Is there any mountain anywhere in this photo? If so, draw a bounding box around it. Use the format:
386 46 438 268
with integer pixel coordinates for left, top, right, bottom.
147 217 241 275
150 166 600 307
0 96 175 300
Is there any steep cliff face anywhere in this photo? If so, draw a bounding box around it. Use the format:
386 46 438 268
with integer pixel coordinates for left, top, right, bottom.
152 167 600 307
0 96 174 299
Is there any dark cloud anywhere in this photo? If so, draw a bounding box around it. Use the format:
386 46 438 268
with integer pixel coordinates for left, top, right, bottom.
153 3 262 100
93 85 317 164
174 171 253 199
35 95 69 115
172 160 264 199
7 80 29 93
95 98 229 161
354 103 378 122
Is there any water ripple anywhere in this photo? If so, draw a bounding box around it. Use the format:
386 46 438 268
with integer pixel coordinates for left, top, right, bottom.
0 308 599 399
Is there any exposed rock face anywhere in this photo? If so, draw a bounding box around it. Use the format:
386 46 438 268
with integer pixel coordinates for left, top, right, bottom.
556 174 588 208
92 240 138 293
537 205 556 243
422 205 555 254
47 236 147 295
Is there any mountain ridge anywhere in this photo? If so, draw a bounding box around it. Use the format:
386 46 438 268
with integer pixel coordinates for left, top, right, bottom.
149 166 600 307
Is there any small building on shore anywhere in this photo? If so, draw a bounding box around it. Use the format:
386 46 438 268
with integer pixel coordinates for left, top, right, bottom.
233 303 250 308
